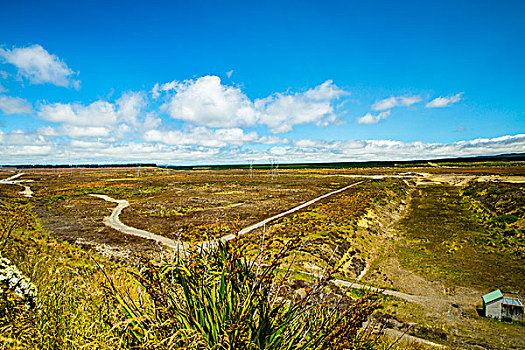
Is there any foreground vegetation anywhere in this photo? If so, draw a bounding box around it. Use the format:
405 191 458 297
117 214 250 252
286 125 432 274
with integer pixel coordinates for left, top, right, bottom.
107 237 383 349
2 165 524 349
0 195 432 349
0 199 125 349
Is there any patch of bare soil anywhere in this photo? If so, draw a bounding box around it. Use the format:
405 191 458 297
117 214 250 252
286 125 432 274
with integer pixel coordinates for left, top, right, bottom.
34 199 165 263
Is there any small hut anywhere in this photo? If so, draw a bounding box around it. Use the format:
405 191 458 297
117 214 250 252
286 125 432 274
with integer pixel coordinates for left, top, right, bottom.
482 289 524 321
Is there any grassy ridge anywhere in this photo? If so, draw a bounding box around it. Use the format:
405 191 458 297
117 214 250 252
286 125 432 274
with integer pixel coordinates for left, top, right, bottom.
396 184 525 293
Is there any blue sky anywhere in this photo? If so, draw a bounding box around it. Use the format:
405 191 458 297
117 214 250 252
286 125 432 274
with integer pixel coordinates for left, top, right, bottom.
0 0 523 164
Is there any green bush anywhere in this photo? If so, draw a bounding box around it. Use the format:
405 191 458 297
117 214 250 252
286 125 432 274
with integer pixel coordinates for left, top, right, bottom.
105 237 381 350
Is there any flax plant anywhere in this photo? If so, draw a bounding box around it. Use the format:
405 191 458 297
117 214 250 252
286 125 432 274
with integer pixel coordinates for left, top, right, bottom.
106 235 380 349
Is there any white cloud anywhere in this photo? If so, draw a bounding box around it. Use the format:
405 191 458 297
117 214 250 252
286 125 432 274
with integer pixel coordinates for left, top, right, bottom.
1 131 524 165
1 144 53 156
157 77 348 133
143 127 277 148
0 95 33 115
37 126 59 136
62 126 111 138
293 139 329 148
0 44 80 89
162 76 258 128
258 135 287 144
372 95 421 111
357 111 391 125
117 92 145 123
38 100 117 126
226 70 234 78
70 139 109 149
34 91 159 142
425 93 463 108
151 81 180 99
256 80 349 133
0 83 7 93
0 129 49 146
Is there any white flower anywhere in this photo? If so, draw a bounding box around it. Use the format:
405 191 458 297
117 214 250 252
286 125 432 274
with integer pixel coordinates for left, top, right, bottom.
0 255 38 309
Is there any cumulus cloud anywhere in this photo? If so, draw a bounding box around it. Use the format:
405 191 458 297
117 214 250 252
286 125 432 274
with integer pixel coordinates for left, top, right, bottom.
61 126 111 138
425 93 463 108
0 95 33 115
37 126 59 136
371 95 421 111
69 139 109 149
157 76 348 133
34 92 161 141
2 144 53 157
1 131 524 164
151 81 179 99
161 76 258 128
0 129 49 147
356 111 390 125
143 127 281 148
117 91 146 124
115 91 160 132
0 44 80 89
38 100 117 126
257 80 349 133
293 139 329 148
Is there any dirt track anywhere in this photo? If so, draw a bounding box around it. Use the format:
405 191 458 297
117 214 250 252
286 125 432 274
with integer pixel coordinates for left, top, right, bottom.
90 182 364 250
0 173 33 197
89 194 181 249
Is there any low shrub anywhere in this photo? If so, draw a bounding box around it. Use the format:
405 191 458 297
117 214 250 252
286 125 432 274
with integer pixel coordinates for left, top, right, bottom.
105 236 381 350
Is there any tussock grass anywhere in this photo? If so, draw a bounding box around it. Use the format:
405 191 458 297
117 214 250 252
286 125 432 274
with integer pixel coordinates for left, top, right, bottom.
105 235 383 349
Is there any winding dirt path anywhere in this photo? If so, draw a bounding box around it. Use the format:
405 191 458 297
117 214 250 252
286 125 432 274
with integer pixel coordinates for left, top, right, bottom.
90 181 364 251
296 268 434 305
90 182 435 303
89 194 180 249
89 182 442 304
0 173 33 198
0 173 25 182
333 279 434 305
381 328 446 348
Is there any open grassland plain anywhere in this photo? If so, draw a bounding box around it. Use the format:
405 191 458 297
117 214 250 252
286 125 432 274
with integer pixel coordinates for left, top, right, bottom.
0 162 524 349
16 168 364 260
0 174 436 350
